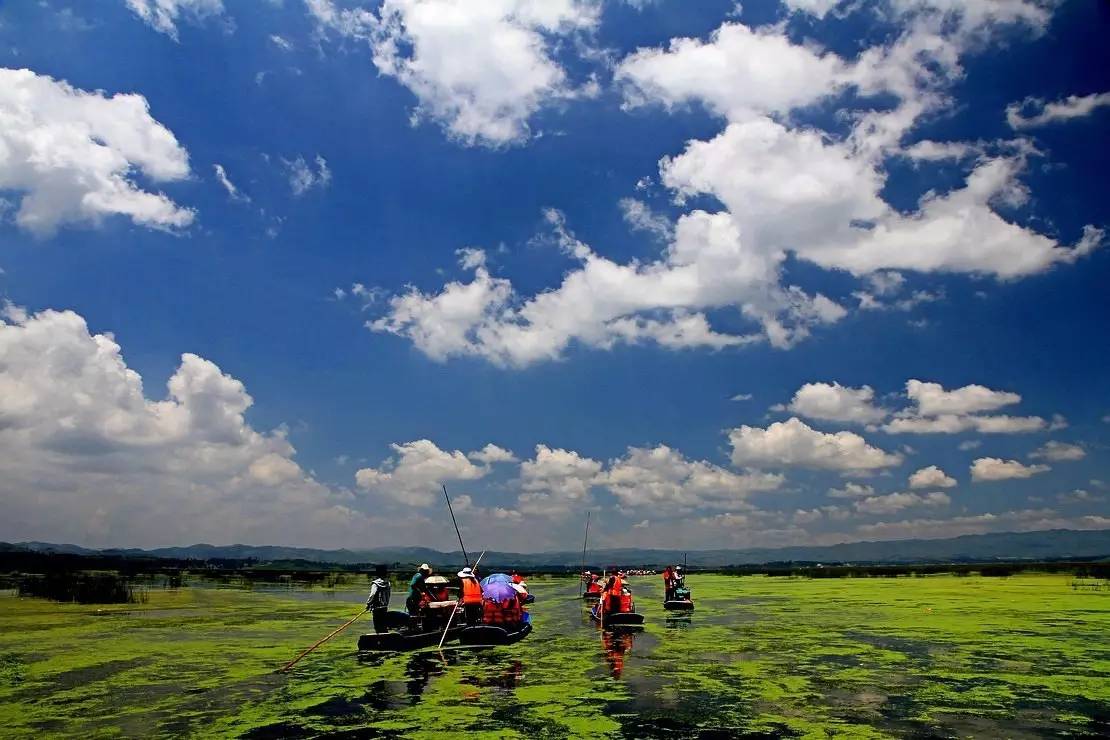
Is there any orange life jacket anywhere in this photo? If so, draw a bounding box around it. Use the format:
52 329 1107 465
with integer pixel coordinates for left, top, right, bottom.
611 575 623 593
461 577 483 604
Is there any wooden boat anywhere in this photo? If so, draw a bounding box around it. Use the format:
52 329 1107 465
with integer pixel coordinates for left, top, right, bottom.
357 609 463 652
357 623 464 651
458 621 533 646
590 608 645 628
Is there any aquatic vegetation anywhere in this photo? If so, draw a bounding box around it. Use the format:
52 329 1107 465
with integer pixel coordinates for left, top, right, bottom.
0 573 1106 737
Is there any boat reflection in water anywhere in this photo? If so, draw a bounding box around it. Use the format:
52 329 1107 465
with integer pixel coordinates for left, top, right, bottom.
358 650 525 707
601 629 637 679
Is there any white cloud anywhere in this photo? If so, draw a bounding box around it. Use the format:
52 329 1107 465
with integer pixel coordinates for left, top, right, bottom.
467 443 518 464
619 197 673 241
781 0 842 18
855 491 950 515
883 379 1048 434
269 33 294 51
370 209 843 365
957 439 981 451
728 417 903 472
827 482 874 499
517 444 602 517
285 154 331 196
970 457 1050 482
354 439 512 506
213 163 249 203
782 382 889 424
901 139 978 162
309 0 599 147
940 385 1018 418
730 393 753 402
617 22 849 121
0 304 368 548
125 0 226 40
1029 441 1085 462
0 68 193 236
1007 91 1110 129
599 444 783 511
364 3 1101 368
853 508 1110 541
908 465 957 489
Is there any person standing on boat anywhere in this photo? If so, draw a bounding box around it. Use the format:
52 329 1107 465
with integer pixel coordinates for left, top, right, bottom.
366 564 392 633
672 565 686 593
604 570 624 615
406 563 433 616
458 567 483 625
662 565 674 601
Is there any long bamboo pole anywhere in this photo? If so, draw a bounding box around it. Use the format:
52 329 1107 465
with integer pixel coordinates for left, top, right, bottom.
278 608 364 673
579 511 591 595
443 484 469 569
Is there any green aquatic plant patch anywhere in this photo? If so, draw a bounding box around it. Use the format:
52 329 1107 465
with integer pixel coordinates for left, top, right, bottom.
0 573 1106 737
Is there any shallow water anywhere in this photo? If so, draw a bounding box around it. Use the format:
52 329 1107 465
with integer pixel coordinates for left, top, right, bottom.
1 573 1107 738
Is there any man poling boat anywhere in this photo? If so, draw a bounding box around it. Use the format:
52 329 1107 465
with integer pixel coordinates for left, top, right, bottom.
663 564 694 611
590 570 644 629
357 562 470 652
582 570 603 601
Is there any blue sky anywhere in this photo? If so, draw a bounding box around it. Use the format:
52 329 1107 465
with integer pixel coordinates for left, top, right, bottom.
0 0 1107 551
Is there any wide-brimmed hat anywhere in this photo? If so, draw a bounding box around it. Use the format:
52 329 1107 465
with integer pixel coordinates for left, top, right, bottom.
419 563 431 572
457 567 474 578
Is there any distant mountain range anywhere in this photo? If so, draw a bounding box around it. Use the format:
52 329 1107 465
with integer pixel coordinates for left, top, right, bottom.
9 528 1110 568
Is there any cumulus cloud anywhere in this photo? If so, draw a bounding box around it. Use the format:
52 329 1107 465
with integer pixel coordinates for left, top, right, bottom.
361 1 1101 367
827 482 875 499
970 457 1050 482
355 439 513 506
728 417 902 472
370 209 845 365
599 444 783 511
517 444 602 517
468 443 518 464
308 0 599 147
781 382 889 424
1028 441 1085 462
855 491 950 515
883 379 1048 434
0 68 193 236
125 0 226 40
617 22 849 121
908 465 957 489
0 304 371 548
1007 91 1110 129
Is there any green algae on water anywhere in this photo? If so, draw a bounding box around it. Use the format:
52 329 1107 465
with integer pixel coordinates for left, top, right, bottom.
0 573 1107 738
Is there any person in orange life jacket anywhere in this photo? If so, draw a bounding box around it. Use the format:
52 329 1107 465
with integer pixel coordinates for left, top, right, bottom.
604 571 624 614
662 565 674 601
511 570 524 585
458 567 483 625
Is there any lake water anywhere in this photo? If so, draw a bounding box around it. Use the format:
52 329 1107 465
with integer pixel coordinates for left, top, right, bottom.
1 573 1107 737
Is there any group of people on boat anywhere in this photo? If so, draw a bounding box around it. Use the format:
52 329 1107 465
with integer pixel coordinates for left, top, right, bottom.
365 563 531 636
662 564 687 601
